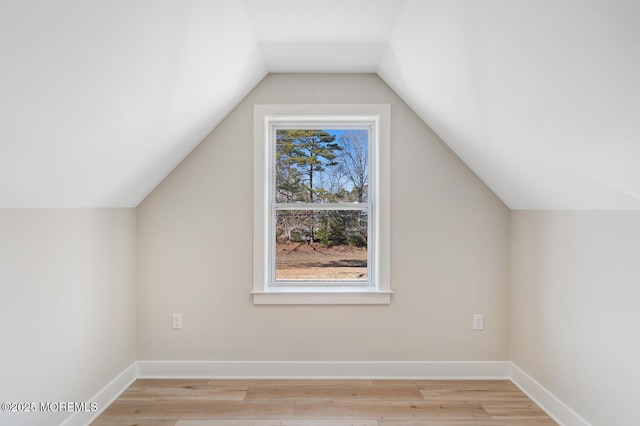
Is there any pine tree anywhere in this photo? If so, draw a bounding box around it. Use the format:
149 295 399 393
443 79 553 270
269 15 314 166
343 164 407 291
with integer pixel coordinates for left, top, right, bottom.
276 129 342 241
277 129 342 202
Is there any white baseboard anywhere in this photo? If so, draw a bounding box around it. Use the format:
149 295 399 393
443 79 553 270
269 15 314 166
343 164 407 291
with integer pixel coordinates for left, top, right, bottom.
136 360 511 380
510 363 591 426
60 362 137 426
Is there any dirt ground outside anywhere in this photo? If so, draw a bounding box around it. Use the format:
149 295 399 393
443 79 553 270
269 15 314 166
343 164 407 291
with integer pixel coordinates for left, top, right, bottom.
275 242 368 281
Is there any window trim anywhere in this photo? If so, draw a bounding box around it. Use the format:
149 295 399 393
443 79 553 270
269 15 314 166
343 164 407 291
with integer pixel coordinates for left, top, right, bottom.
253 104 391 305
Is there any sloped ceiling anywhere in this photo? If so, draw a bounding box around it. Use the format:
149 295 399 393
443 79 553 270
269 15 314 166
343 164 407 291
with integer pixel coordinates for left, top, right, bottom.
379 0 640 209
1 0 638 209
0 0 266 207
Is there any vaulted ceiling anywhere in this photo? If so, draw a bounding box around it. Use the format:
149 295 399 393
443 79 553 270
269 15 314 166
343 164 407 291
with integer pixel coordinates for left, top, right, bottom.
1 0 639 208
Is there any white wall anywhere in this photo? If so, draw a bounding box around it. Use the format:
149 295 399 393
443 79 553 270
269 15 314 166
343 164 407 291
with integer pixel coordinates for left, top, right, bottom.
511 211 640 426
0 209 136 426
136 74 510 362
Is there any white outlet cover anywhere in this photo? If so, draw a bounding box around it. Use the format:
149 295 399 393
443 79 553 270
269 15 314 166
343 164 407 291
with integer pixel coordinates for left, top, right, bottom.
172 313 183 329
473 314 484 330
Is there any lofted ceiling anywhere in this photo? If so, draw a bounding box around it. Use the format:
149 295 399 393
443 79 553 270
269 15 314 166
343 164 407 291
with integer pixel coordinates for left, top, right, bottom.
1 0 639 209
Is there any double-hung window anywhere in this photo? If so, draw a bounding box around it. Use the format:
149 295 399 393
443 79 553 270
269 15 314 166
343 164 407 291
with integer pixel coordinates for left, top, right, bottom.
253 104 390 304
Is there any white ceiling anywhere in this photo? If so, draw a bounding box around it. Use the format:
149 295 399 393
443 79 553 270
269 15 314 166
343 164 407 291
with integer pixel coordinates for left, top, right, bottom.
1 0 639 209
244 0 405 72
0 0 266 207
379 0 640 209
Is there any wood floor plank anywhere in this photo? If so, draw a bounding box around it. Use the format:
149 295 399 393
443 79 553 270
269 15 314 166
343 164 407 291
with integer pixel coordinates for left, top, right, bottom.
91 422 177 426
419 381 529 402
379 420 557 426
207 380 372 387
133 379 248 391
418 380 516 389
373 380 513 387
94 400 294 421
114 379 246 401
246 383 422 401
176 420 379 426
481 401 551 419
133 379 217 388
294 400 491 420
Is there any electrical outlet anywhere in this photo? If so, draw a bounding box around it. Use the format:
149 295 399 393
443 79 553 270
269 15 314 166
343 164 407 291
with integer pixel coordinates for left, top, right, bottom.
473 314 484 330
172 313 183 329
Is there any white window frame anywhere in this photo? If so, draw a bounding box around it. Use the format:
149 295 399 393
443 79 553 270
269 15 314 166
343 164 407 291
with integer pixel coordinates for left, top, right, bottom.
253 104 391 305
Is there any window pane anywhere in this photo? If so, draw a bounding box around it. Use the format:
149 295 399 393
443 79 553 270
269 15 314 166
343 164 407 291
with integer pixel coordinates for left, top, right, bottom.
275 129 368 203
275 210 368 282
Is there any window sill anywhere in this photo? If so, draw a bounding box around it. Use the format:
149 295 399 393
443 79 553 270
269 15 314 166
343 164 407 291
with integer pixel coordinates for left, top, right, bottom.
251 290 392 305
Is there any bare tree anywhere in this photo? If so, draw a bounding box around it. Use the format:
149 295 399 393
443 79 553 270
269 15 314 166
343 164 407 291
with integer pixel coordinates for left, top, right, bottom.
338 130 368 203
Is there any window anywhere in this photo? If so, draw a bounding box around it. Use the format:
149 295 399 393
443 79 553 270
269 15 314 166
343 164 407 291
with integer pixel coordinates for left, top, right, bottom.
253 104 390 304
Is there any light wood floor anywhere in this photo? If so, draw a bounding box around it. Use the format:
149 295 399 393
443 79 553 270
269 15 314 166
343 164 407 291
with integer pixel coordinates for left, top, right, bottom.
91 379 557 426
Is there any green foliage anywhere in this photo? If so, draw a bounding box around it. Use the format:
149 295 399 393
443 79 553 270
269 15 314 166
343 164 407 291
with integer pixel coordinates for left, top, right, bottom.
276 129 342 203
347 233 367 248
289 230 305 243
316 211 364 248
